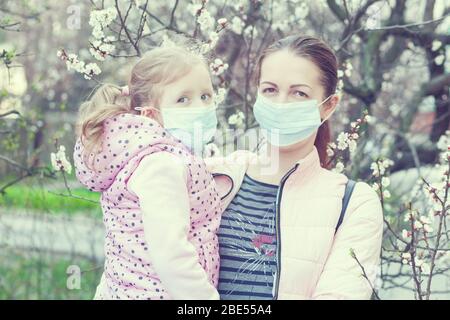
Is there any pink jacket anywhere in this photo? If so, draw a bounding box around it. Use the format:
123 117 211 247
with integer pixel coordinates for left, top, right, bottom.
74 113 222 300
206 147 383 299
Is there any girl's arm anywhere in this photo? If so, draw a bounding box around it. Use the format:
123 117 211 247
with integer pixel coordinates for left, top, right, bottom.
128 152 219 300
312 182 384 300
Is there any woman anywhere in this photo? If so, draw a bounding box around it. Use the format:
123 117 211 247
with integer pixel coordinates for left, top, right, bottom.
207 35 383 300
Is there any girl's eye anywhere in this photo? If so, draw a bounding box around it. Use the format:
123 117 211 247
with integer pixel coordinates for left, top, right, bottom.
262 87 276 94
177 97 189 103
201 94 211 101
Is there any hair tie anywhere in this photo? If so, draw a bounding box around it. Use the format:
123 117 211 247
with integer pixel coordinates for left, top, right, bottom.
120 86 130 96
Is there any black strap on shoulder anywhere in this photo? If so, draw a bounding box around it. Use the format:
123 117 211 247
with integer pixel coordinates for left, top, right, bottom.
335 179 357 234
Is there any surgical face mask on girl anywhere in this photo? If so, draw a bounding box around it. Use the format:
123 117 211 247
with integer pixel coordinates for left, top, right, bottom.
253 93 336 147
136 105 218 153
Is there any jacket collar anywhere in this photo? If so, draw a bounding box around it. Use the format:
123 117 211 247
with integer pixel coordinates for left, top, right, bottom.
210 146 322 202
295 145 321 170
289 145 322 182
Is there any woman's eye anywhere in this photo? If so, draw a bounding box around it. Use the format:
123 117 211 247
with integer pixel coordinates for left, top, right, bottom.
201 94 211 101
177 97 189 103
293 90 307 98
262 87 276 94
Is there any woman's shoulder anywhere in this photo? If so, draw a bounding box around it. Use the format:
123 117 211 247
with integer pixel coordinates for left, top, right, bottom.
318 167 382 223
346 179 383 226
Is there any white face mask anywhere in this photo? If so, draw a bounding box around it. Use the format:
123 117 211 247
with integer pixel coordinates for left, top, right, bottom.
136 104 217 153
162 105 218 152
253 93 336 146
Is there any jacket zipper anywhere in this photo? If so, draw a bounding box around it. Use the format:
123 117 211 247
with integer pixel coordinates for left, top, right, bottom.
273 163 299 300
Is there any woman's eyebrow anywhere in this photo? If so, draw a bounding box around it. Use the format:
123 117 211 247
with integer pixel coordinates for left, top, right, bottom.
290 84 312 89
261 81 312 89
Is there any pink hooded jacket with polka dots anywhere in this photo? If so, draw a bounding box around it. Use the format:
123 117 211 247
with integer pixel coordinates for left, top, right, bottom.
73 113 222 300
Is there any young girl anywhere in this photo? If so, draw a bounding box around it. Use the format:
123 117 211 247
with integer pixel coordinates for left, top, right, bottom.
73 46 222 300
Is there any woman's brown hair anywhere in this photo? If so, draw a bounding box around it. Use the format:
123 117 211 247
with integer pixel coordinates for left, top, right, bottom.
254 35 339 168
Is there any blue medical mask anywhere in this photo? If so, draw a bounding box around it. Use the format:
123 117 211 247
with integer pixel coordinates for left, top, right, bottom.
160 105 218 153
253 93 336 146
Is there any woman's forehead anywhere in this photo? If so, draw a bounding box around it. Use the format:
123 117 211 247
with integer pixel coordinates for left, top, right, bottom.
260 50 322 88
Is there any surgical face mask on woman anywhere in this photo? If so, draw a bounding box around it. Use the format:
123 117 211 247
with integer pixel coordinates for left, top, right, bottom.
253 93 336 147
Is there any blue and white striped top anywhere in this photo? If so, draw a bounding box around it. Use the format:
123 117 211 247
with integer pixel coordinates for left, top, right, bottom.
217 173 279 300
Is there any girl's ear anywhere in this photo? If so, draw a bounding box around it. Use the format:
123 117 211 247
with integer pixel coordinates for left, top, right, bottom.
141 106 163 126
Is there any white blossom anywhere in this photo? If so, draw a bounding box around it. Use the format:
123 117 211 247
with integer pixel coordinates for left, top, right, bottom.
414 258 429 273
348 139 357 153
187 2 203 16
364 114 375 124
228 111 245 127
90 40 115 61
50 145 72 174
217 18 228 27
381 177 390 187
434 54 445 66
197 9 215 33
84 63 102 79
382 158 394 168
402 229 411 239
214 87 227 105
404 211 415 222
89 7 117 40
333 161 345 173
413 220 423 230
431 40 442 52
419 216 431 225
294 2 309 19
208 31 220 49
436 130 449 151
326 147 334 157
336 132 349 150
230 16 245 34
401 252 411 264
243 25 258 38
210 58 229 76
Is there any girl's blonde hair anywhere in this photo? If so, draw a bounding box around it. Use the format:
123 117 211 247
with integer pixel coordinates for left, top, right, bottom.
76 46 207 163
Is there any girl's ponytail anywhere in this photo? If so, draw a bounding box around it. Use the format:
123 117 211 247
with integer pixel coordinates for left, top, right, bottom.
76 83 133 163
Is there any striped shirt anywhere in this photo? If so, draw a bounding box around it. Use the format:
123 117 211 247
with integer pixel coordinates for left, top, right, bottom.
217 173 279 300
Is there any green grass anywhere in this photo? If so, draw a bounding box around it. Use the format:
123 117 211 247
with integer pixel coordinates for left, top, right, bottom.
0 248 102 300
0 181 102 218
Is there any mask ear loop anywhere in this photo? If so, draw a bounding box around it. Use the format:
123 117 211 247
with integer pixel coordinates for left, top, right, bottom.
319 93 339 125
